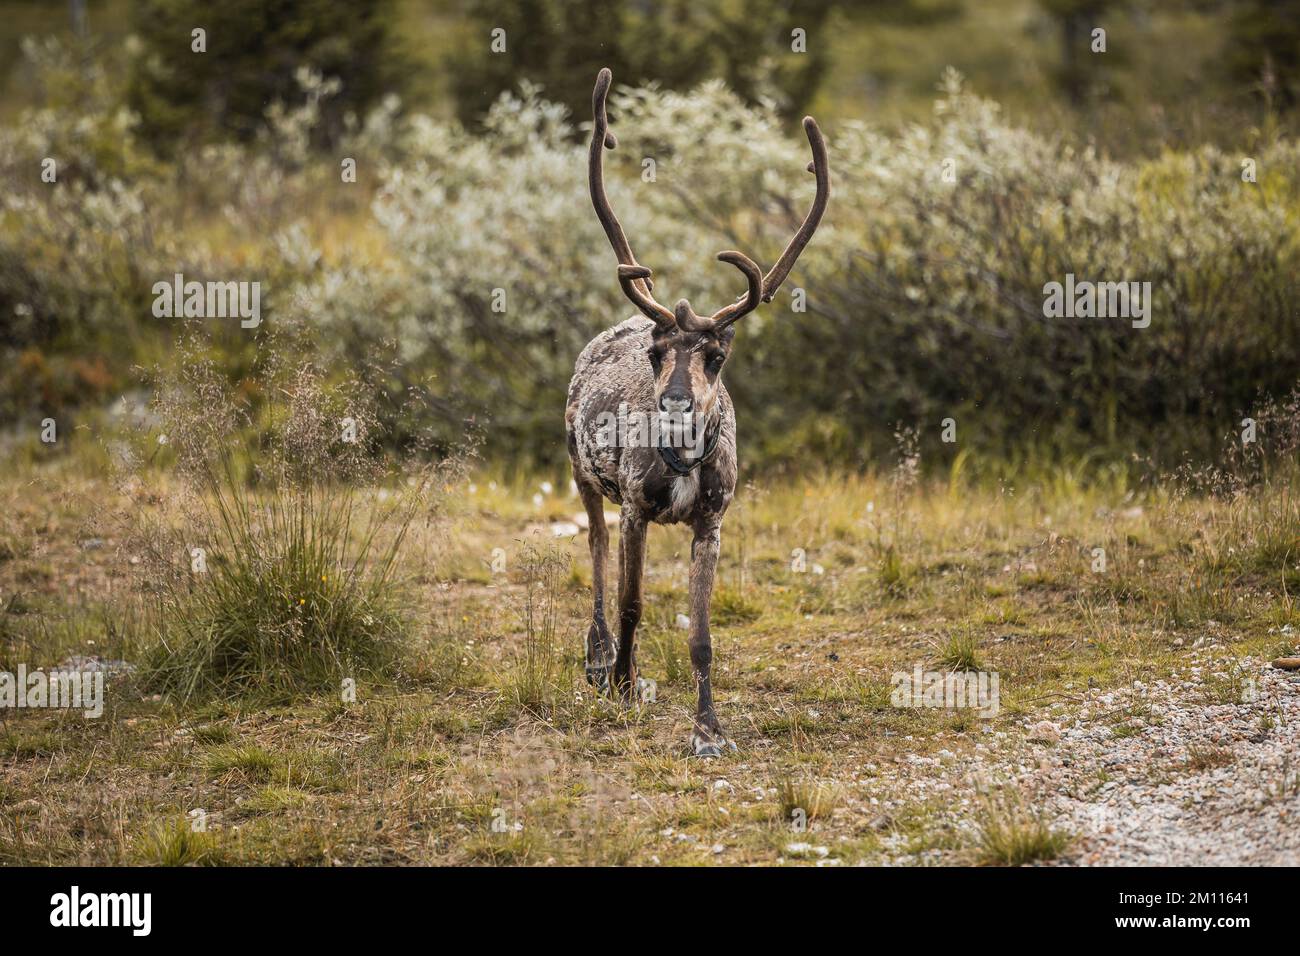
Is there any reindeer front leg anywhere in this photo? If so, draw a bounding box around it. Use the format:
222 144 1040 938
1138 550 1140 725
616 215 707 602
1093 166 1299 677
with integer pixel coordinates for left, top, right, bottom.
612 507 647 701
578 482 614 693
688 520 732 757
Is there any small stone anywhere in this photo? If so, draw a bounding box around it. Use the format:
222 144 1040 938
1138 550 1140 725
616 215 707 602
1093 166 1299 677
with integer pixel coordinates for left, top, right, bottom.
785 843 829 858
1028 720 1062 743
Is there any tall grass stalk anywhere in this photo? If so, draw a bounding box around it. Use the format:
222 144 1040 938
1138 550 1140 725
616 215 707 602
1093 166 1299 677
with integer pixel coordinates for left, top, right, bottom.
137 357 446 702
502 544 569 716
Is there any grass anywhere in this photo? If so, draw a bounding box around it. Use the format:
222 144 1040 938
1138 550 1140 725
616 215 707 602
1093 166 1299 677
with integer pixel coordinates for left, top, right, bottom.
205 744 280 782
190 723 235 746
973 790 1072 866
644 632 690 686
776 777 839 828
1184 744 1235 772
878 547 912 597
498 544 572 717
137 818 223 867
131 362 445 704
1267 759 1300 803
237 786 314 816
1 461 1296 865
0 730 60 759
935 630 982 672
1201 662 1254 706
139 476 414 702
712 587 763 626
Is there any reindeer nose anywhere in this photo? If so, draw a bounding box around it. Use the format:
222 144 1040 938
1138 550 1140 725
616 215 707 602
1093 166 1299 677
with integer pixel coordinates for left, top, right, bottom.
659 391 693 415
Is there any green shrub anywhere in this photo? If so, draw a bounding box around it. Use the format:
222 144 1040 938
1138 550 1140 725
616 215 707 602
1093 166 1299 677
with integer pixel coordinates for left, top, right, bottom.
3 41 1299 474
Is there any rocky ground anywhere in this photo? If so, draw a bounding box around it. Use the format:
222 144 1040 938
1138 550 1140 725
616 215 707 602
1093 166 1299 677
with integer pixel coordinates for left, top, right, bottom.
855 644 1300 866
1046 653 1299 865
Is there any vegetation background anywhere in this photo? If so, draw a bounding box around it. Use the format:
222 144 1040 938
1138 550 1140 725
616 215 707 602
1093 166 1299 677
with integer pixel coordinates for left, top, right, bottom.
2 0 1297 477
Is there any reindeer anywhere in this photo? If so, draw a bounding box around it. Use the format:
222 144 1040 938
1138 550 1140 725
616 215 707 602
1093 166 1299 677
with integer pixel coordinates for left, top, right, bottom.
565 69 829 757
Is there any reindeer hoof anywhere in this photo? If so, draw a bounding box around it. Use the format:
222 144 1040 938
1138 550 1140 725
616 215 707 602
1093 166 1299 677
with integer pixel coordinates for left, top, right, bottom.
585 663 611 695
611 668 647 705
690 728 735 759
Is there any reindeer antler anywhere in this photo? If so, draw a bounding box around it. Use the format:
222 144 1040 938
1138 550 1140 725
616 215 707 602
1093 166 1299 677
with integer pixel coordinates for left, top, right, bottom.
678 118 829 332
618 265 675 326
591 68 675 329
676 252 763 332
758 117 830 303
590 69 830 335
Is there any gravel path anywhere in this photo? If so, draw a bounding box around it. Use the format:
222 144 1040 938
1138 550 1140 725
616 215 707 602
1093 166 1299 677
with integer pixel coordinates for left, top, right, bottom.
857 648 1300 865
1026 651 1300 865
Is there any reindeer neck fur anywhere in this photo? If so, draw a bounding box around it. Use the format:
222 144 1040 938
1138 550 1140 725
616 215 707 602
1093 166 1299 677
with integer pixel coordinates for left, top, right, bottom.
566 317 737 526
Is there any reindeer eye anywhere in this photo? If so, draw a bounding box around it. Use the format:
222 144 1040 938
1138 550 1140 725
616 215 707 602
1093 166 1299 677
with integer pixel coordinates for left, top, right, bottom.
648 349 662 372
708 354 725 371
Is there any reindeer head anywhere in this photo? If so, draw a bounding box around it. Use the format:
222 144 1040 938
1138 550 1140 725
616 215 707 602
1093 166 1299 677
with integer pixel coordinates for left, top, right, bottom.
588 68 830 423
